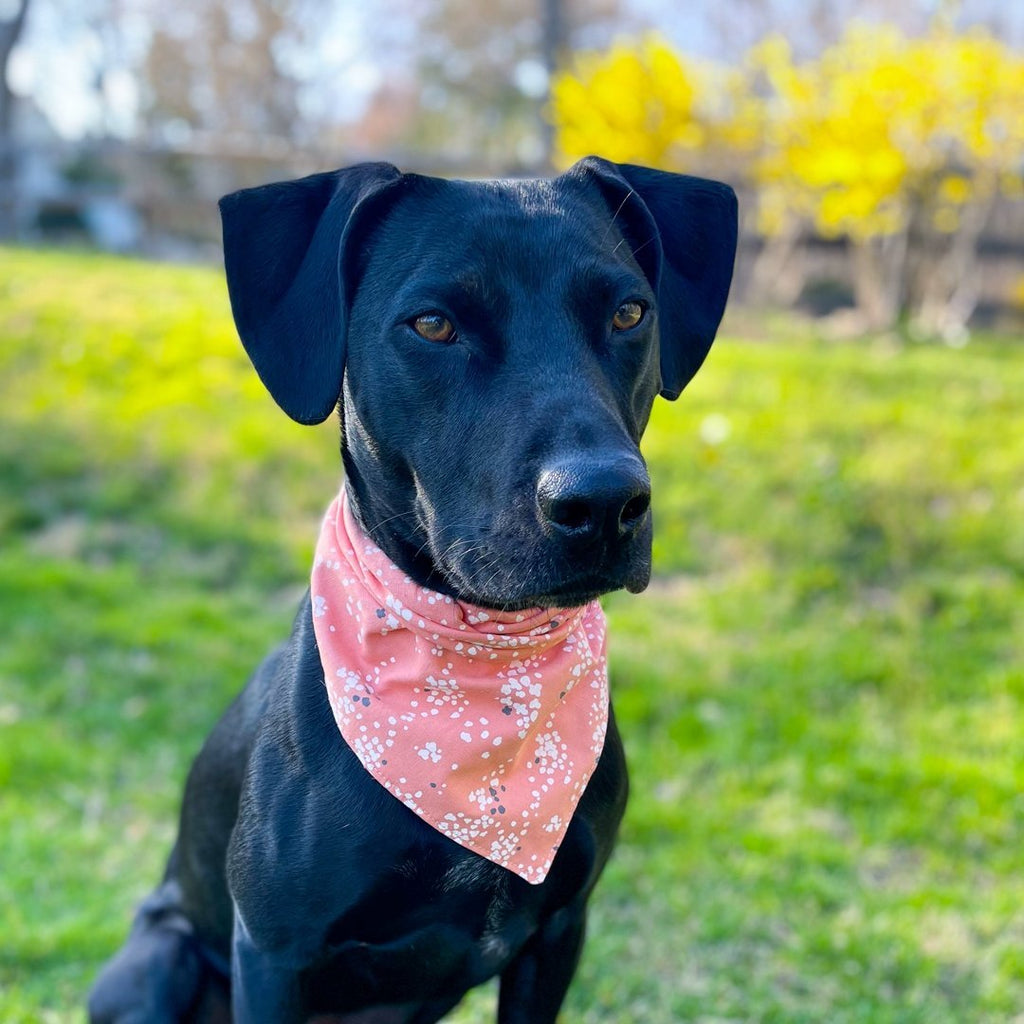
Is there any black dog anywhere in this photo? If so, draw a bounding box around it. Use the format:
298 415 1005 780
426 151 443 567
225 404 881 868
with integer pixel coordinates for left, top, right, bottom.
88 157 736 1023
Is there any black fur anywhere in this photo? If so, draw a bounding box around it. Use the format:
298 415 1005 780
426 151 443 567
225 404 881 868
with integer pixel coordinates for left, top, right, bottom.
89 157 737 1024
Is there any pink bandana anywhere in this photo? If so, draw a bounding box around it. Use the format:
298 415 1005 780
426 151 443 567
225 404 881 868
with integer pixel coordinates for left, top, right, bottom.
310 487 609 884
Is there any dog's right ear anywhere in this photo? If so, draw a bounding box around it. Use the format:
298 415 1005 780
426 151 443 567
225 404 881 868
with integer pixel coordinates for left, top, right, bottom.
570 157 737 401
219 163 402 424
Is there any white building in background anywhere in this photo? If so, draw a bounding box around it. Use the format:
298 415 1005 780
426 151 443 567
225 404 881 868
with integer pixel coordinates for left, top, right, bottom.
12 98 142 252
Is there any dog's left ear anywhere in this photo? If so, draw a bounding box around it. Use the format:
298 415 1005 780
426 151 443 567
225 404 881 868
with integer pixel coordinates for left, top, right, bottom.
219 162 402 424
574 157 738 400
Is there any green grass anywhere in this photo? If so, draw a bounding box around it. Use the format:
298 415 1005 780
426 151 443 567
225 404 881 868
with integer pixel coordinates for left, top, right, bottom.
1 245 1022 1022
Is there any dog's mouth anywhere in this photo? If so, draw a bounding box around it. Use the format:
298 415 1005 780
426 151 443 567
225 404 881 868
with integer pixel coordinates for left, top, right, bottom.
518 573 649 611
431 528 653 612
448 576 611 612
389 453 655 611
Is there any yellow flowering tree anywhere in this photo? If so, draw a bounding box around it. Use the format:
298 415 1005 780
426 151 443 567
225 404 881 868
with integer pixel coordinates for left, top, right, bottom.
750 24 1024 333
551 24 1024 336
550 35 726 171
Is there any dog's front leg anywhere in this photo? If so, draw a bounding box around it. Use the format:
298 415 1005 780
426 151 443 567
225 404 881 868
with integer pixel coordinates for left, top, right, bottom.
231 909 306 1024
496 903 586 1024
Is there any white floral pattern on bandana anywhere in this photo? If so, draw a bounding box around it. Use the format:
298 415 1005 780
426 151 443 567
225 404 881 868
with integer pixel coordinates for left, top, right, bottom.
310 487 610 885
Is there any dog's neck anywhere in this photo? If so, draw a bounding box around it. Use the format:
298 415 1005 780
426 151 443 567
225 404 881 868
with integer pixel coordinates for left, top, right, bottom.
310 484 610 883
341 452 462 602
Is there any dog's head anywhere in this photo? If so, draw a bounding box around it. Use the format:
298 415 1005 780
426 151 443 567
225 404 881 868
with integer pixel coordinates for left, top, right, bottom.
219 159 737 609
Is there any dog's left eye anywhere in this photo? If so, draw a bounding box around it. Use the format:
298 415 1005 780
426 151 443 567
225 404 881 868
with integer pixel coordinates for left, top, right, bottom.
412 312 456 344
612 301 645 332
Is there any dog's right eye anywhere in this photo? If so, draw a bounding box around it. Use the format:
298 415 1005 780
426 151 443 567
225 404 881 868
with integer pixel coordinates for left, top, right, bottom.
612 300 645 332
411 312 456 344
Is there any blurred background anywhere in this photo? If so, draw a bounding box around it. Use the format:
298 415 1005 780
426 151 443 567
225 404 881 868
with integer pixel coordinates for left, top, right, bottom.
1 0 1023 335
1 2 1022 1022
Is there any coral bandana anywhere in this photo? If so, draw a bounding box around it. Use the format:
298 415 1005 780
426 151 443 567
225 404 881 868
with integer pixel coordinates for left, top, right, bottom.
310 487 609 884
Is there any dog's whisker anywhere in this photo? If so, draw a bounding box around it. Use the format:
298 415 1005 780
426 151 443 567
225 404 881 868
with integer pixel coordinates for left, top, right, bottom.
630 236 656 260
365 508 419 536
466 549 520 607
429 534 474 565
601 187 636 244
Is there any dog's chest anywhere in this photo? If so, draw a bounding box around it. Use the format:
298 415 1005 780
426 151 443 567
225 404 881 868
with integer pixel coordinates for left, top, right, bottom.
306 864 540 1011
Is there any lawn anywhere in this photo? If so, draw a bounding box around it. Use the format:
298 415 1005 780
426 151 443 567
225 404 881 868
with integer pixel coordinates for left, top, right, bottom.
1 245 1021 1023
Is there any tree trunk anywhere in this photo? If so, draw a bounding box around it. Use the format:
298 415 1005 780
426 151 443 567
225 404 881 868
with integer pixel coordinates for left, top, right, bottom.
850 228 909 331
0 0 31 239
748 223 806 307
540 0 566 171
910 194 994 341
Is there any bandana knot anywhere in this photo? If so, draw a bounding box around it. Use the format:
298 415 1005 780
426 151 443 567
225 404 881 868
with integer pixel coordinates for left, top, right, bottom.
310 487 610 884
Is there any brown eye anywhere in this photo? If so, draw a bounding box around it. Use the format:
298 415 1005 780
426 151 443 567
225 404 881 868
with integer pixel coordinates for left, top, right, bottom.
612 300 645 331
412 312 456 343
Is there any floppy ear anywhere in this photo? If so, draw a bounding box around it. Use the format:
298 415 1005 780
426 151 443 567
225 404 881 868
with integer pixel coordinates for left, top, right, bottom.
219 162 402 424
575 157 738 400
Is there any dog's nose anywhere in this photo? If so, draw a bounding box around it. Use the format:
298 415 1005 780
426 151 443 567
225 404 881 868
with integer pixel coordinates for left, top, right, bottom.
537 458 651 543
